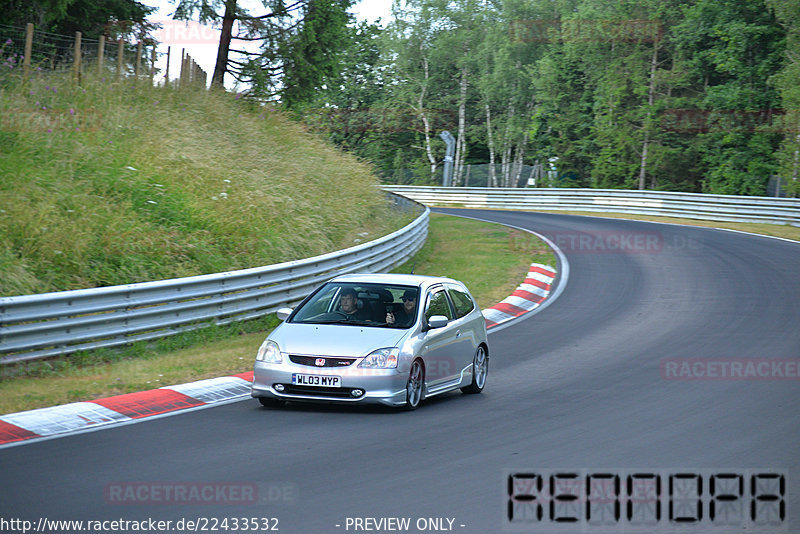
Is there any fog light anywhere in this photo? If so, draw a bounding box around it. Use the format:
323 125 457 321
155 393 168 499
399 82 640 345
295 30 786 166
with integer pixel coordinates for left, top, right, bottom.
351 389 364 398
274 384 285 392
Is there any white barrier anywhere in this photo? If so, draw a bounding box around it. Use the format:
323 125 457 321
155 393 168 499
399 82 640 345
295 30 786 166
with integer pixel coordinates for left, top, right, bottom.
381 186 800 227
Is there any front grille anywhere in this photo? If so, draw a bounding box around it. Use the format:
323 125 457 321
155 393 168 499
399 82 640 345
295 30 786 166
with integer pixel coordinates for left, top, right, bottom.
289 355 356 368
279 384 356 399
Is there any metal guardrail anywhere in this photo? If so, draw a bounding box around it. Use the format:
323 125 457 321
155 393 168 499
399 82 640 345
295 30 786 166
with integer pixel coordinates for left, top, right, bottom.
0 199 429 365
381 186 800 227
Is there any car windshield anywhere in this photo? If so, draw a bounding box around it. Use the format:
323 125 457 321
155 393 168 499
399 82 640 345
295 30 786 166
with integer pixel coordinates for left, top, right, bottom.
290 282 420 329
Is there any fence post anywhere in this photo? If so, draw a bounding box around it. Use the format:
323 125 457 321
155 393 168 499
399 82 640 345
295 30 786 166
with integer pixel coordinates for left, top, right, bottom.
135 40 142 77
150 46 156 83
97 35 105 76
73 31 82 82
165 46 171 86
23 23 33 81
116 39 123 80
179 49 185 88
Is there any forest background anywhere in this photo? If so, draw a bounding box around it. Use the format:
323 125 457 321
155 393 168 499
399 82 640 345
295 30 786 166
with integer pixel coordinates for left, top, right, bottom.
3 0 799 196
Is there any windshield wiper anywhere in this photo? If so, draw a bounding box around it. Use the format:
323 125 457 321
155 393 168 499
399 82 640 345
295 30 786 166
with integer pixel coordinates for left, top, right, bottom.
302 319 358 325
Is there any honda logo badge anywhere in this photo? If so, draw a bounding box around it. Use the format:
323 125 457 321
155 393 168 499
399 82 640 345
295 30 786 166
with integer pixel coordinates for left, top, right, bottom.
315 358 326 367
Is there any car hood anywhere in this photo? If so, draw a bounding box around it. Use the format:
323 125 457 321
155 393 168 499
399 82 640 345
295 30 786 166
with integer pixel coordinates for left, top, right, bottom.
270 323 409 358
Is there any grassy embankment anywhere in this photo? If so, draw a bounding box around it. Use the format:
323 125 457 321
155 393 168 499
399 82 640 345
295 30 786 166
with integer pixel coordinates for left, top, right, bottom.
0 72 556 414
0 72 410 296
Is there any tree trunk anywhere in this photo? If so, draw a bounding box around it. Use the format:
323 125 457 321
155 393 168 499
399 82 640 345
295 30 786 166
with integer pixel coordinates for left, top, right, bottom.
502 146 512 187
501 97 515 187
453 64 468 186
638 37 659 190
485 104 497 187
512 134 528 187
211 0 237 89
416 55 437 177
638 130 650 190
512 97 534 187
420 108 436 176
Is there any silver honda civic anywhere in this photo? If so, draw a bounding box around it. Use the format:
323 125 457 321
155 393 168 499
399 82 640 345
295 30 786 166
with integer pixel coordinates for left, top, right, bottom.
251 273 489 410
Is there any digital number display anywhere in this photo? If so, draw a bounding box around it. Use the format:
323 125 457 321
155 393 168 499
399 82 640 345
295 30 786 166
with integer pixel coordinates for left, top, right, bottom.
504 469 786 532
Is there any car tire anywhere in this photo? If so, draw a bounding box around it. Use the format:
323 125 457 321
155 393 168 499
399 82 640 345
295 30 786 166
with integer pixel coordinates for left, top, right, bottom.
461 345 488 394
258 397 286 408
404 359 424 410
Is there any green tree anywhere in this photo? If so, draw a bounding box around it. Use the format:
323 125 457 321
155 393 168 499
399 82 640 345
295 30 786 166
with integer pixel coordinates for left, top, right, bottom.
765 0 800 196
53 0 155 39
381 0 453 181
173 0 305 89
674 0 785 195
298 0 790 195
281 0 354 109
299 21 395 156
0 0 155 40
0 0 71 27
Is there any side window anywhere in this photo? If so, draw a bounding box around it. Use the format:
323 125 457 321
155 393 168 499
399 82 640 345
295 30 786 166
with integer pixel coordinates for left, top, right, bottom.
425 289 453 321
446 285 475 319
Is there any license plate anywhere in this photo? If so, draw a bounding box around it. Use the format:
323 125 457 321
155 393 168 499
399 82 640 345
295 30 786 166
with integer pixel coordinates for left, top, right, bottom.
292 374 341 387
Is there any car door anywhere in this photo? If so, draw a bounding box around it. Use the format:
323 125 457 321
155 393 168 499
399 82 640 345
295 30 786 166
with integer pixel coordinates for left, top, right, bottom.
420 286 461 391
445 283 482 375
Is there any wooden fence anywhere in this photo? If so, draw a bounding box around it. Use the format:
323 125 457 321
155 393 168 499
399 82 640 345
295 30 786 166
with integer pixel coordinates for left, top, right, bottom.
0 22 207 88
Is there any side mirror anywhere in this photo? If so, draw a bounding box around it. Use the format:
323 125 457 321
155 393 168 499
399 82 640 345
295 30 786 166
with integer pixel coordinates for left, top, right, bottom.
276 308 293 321
427 315 449 329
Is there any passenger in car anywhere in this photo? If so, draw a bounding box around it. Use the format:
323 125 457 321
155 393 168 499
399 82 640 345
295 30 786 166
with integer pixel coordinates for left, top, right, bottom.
385 289 418 327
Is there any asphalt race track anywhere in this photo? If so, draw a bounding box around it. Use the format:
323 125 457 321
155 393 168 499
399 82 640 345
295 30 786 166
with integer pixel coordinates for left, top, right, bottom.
1 208 799 534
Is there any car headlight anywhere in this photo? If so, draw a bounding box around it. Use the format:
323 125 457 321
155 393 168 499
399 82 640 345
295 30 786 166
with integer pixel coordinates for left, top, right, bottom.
256 340 282 363
359 347 399 369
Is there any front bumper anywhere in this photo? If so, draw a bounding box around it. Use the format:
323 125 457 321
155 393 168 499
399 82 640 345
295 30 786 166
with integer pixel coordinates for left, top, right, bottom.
251 360 409 407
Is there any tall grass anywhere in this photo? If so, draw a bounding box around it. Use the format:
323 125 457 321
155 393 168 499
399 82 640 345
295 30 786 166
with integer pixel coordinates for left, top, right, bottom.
0 71 410 296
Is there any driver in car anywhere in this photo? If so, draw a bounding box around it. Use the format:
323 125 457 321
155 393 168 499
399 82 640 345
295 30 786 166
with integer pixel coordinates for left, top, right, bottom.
338 288 372 321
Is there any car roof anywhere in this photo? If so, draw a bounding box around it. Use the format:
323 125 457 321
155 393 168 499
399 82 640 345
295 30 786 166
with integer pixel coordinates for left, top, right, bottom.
330 272 462 290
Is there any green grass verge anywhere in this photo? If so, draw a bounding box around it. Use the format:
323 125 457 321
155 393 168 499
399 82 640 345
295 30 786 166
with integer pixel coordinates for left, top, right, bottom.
392 213 556 309
0 213 555 415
